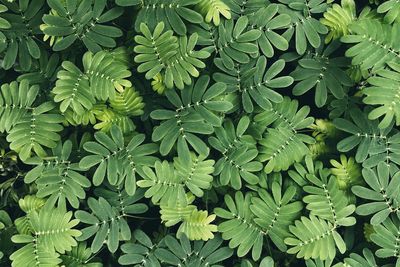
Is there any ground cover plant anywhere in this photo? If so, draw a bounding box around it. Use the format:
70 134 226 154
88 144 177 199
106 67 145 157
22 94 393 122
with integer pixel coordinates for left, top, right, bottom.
1 0 400 266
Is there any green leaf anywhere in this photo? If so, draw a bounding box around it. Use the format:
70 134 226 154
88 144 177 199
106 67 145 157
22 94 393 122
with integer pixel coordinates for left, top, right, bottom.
80 125 157 195
150 75 230 155
215 192 264 260
285 215 343 260
42 0 123 52
135 23 209 89
353 162 400 225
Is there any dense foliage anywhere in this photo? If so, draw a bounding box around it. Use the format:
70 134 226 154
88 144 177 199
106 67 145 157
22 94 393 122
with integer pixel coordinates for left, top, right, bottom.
0 0 400 266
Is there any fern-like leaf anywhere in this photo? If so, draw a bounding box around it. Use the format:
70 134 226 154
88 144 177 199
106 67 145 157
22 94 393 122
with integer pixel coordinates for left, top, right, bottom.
10 242 62 267
75 193 147 253
214 191 264 260
196 0 231 26
321 0 357 43
302 166 356 226
134 22 210 89
214 56 293 113
249 4 291 58
79 125 158 195
7 101 64 161
341 19 400 72
209 116 262 189
83 49 132 101
0 80 38 133
17 52 60 86
363 62 400 128
0 0 44 70
24 140 91 209
119 229 161 266
160 193 197 227
135 0 204 36
377 0 400 24
60 242 102 267
138 152 214 206
63 104 105 127
330 154 362 190
41 0 123 52
352 162 400 225
291 42 353 107
15 195 45 235
278 4 328 55
109 87 144 116
214 16 261 70
334 108 400 167
177 210 217 241
155 234 232 266
371 214 400 265
341 248 380 267
150 75 231 156
11 206 81 267
252 96 315 138
53 61 94 114
250 182 303 251
93 108 136 133
174 152 214 197
258 126 315 173
285 215 346 260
